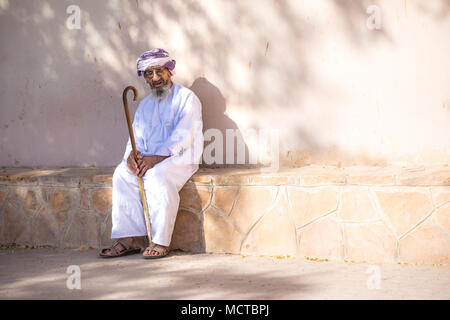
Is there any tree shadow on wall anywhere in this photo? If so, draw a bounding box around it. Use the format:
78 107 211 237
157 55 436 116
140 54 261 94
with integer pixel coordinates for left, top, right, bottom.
1 0 447 167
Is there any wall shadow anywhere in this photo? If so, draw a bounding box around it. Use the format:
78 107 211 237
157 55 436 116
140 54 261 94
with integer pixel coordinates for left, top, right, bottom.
190 77 254 168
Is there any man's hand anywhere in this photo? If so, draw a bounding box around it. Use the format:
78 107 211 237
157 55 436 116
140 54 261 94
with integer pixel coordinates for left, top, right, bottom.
137 154 169 177
127 151 169 177
127 151 141 174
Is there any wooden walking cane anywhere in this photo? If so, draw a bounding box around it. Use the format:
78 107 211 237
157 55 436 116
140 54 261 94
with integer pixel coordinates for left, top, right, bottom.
122 86 153 244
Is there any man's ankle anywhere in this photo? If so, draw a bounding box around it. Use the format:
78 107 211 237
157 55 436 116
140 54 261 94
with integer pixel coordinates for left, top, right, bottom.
131 236 149 249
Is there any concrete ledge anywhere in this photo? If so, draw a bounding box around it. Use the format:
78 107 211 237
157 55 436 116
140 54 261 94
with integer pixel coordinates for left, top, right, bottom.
0 165 449 264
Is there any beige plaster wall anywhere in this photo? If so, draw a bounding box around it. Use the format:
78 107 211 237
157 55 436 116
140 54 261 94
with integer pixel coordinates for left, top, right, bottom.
0 0 449 167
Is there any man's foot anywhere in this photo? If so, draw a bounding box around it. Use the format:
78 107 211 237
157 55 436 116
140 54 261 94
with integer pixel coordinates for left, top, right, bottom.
99 236 148 258
142 243 169 259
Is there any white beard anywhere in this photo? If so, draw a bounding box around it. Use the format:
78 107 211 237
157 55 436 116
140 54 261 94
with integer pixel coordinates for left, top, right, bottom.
149 82 172 101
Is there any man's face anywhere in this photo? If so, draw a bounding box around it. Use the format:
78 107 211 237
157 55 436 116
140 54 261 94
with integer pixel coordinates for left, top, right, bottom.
143 66 171 89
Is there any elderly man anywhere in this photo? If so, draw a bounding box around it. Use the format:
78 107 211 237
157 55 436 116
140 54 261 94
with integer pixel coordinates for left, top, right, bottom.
99 48 204 259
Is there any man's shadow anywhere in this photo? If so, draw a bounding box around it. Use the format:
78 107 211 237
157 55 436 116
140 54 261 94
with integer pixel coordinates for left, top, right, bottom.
171 78 256 254
189 77 253 168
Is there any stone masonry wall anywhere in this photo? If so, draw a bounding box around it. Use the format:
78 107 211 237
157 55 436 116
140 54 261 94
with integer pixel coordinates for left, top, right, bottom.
0 165 449 264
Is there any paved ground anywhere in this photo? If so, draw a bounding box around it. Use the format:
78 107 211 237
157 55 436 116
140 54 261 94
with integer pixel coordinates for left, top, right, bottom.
0 247 449 300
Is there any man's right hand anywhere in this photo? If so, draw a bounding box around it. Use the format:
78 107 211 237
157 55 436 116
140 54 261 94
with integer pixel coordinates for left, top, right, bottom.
127 151 142 175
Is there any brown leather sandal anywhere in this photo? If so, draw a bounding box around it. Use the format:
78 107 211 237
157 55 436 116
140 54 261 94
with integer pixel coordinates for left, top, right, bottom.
99 236 148 258
142 243 169 259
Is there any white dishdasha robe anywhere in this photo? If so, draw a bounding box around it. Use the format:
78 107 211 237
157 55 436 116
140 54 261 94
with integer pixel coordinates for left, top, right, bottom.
111 83 204 246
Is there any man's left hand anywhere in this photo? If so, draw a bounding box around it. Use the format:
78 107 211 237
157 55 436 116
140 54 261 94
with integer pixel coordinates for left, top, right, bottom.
136 154 169 177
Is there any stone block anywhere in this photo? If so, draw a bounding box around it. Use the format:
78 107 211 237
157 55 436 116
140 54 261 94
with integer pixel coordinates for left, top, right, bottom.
179 186 211 212
46 191 71 229
37 175 68 186
81 174 112 185
299 173 346 186
0 189 8 207
399 222 450 264
248 175 294 185
63 212 100 248
0 201 31 244
288 187 339 228
80 188 90 210
229 186 278 234
343 222 397 263
339 189 377 222
434 203 450 233
23 190 39 215
0 172 38 185
189 174 212 184
213 174 250 186
376 191 433 237
203 207 242 254
48 191 71 214
346 173 396 185
241 190 297 256
298 216 342 260
33 208 58 246
397 168 450 186
10 187 26 201
431 188 450 207
212 187 239 215
99 214 113 248
91 188 112 215
170 209 202 252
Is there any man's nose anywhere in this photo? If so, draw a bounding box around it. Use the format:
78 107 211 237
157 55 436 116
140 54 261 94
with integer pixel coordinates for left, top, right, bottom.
152 74 161 82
